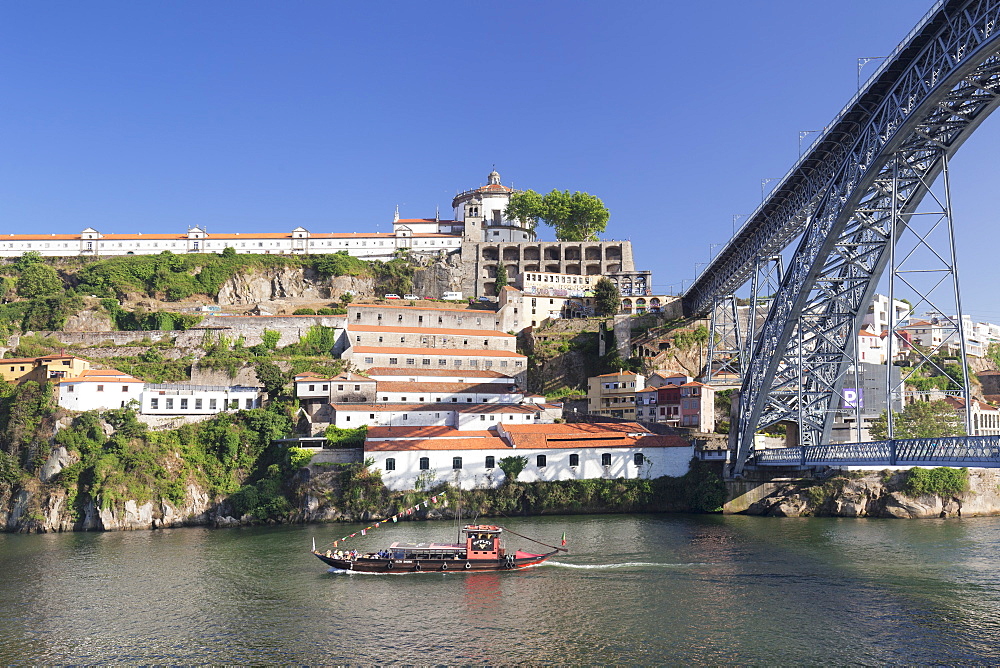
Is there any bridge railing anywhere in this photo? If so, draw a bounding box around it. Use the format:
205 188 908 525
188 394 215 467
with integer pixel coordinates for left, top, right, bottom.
755 435 1000 467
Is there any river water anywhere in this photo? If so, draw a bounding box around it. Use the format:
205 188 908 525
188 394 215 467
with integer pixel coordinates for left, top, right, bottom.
2 513 1000 664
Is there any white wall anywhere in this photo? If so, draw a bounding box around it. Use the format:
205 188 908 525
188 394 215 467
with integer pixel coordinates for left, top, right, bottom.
141 387 262 415
58 381 145 411
370 445 694 491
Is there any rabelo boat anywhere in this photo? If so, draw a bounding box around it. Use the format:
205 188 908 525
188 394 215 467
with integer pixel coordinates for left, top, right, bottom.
312 524 565 573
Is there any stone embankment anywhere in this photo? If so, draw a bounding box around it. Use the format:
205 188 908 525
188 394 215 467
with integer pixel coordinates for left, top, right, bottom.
728 468 1000 518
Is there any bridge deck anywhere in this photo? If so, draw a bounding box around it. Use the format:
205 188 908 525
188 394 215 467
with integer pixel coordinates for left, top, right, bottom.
755 436 1000 467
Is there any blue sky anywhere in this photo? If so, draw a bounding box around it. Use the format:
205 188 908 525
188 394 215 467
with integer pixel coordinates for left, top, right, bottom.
1 1 997 320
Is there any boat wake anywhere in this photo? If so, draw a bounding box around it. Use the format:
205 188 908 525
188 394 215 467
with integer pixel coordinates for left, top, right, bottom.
543 560 711 569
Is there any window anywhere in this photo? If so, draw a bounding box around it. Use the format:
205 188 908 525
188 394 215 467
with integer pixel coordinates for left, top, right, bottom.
419 457 430 470
601 453 612 467
569 453 579 467
369 413 375 419
480 415 485 421
354 385 360 391
485 456 495 469
245 398 253 409
382 396 388 401
406 359 415 365
210 399 217 410
166 398 174 409
389 358 398 365
322 385 329 391
364 357 374 364
122 386 129 392
452 457 463 470
180 399 188 410
309 384 315 391
634 453 645 466
536 455 546 467
385 458 396 471
195 399 203 410
97 385 104 392
150 398 158 409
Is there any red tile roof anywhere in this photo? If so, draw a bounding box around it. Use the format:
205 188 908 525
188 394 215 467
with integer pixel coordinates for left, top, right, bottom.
363 367 513 379
366 426 495 440
366 437 511 451
349 324 513 337
56 369 142 384
350 346 525 358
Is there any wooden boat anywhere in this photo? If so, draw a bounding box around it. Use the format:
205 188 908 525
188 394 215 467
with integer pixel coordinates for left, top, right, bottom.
312 524 565 573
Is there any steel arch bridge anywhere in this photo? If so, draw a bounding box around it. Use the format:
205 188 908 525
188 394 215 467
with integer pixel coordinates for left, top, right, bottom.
682 0 1000 473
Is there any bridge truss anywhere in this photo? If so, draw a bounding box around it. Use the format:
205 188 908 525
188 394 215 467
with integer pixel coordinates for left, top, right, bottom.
682 0 1000 473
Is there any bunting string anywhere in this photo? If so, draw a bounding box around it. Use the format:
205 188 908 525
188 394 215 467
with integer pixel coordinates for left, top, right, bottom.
324 493 446 548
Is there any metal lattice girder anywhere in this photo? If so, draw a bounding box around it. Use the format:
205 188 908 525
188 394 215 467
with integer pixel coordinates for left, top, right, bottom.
726 0 1000 473
706 295 743 382
685 0 1000 319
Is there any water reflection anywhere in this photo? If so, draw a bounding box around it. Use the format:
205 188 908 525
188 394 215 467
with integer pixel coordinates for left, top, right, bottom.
2 515 1000 663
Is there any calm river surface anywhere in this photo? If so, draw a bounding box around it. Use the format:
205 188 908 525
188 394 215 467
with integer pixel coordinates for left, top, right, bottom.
2 513 1000 664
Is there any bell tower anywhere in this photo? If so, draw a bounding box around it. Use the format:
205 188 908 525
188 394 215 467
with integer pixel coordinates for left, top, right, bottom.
463 196 484 242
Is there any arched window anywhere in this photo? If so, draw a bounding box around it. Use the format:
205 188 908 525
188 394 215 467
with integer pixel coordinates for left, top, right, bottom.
419 457 429 470
569 453 579 467
385 458 396 471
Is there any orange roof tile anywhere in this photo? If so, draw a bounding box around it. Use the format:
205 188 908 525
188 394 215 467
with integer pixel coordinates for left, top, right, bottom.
363 367 512 379
366 426 495 440
56 369 141 384
349 325 513 337
350 346 525 358
366 437 511 451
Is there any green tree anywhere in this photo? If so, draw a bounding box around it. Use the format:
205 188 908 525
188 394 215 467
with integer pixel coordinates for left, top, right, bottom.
16 264 61 298
542 190 610 241
495 263 509 291
221 245 237 258
594 277 620 316
498 455 527 484
13 251 43 273
870 400 966 439
504 189 544 231
339 292 354 305
504 189 610 241
254 361 289 397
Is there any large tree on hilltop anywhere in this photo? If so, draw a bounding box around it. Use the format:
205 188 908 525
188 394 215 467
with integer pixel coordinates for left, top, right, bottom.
505 189 610 241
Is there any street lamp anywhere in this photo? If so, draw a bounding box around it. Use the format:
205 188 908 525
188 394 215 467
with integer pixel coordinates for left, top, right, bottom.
761 178 780 203
798 130 819 157
733 213 747 235
710 243 722 261
857 56 886 90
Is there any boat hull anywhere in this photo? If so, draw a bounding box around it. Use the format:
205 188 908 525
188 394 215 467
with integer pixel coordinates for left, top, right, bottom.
313 551 557 573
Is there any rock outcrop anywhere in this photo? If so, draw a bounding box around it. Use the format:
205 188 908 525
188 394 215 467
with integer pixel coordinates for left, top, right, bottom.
742 468 1000 518
216 267 374 305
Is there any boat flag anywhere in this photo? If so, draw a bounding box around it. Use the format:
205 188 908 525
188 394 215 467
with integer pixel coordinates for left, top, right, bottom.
431 496 438 503
561 532 567 546
374 523 380 528
392 516 398 523
333 541 338 547
361 529 366 536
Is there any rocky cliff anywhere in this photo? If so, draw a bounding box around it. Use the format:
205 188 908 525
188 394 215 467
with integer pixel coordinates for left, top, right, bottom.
216 266 375 305
741 468 1000 518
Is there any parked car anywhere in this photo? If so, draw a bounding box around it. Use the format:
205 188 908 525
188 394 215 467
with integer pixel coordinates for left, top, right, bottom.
384 293 401 299
403 294 419 300
442 291 463 300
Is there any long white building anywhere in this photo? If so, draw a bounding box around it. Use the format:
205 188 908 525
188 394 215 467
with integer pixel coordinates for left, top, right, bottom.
366 422 693 491
0 226 462 259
